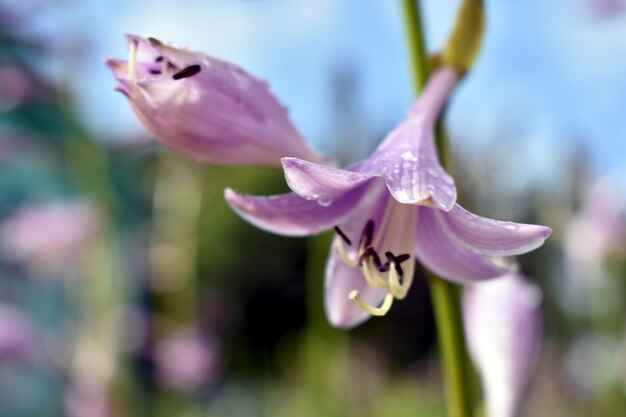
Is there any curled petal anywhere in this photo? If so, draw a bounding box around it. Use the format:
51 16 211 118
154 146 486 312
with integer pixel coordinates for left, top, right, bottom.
440 205 552 256
414 206 510 283
106 35 323 168
369 68 459 211
224 184 370 237
282 157 376 201
376 124 457 211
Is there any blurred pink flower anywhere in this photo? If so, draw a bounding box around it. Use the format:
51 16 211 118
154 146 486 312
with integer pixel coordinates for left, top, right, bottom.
463 273 542 417
564 177 625 279
1 201 99 275
106 35 324 168
0 303 38 362
64 381 111 417
0 65 34 111
154 329 222 393
586 0 626 18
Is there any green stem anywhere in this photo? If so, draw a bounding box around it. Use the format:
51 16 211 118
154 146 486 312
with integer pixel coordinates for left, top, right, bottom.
401 0 429 94
401 2 473 417
427 273 472 417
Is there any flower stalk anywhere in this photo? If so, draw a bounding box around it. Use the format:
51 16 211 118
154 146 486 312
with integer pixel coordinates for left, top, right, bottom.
401 1 479 416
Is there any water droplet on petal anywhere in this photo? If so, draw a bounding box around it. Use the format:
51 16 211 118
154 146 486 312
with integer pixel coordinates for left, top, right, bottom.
503 223 518 230
401 151 418 161
318 198 333 207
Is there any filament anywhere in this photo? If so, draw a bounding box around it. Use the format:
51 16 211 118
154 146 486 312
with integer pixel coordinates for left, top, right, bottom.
128 40 138 84
349 291 394 316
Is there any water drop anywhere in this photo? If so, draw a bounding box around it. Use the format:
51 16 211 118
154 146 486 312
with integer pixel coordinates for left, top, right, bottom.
318 198 333 207
426 167 438 178
401 151 417 161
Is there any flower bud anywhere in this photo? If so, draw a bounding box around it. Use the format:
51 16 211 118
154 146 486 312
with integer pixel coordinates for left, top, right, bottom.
106 35 323 168
463 273 542 417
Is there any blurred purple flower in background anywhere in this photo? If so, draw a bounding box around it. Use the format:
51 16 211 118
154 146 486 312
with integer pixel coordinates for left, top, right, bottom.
564 176 625 283
106 35 324 168
0 303 38 363
562 176 625 316
587 0 626 19
64 379 111 417
1 201 99 275
463 273 543 417
154 328 222 394
226 67 551 328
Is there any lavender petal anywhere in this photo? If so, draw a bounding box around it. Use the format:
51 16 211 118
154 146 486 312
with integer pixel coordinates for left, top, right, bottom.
414 206 510 283
282 157 377 201
441 205 552 256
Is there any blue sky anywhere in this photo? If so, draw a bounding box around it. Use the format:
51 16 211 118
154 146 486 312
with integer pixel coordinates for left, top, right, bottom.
6 0 626 189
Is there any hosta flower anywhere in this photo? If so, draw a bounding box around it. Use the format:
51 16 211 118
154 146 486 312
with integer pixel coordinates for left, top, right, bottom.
154 329 222 393
0 303 38 362
1 201 99 275
226 67 551 328
106 35 323 168
463 273 542 417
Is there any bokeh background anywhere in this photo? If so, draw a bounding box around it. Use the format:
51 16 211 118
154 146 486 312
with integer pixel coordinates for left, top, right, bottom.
1 0 626 416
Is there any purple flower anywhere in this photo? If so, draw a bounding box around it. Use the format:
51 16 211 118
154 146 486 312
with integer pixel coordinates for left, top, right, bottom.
1 201 99 275
225 67 552 328
463 273 542 417
154 329 222 393
0 303 38 362
106 35 323 168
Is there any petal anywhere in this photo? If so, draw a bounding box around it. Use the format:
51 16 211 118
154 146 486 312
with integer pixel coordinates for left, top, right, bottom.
440 205 552 256
324 241 388 329
282 157 377 201
415 206 510 283
224 184 370 237
375 121 457 211
369 68 459 211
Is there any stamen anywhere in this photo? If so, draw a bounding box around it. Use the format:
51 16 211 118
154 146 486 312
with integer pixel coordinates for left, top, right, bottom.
393 254 410 264
155 56 164 62
147 37 163 47
349 291 394 316
128 40 138 83
358 246 378 267
386 252 413 300
173 65 201 80
336 237 357 268
360 220 375 248
334 226 352 246
385 252 410 276
360 259 389 288
149 69 161 75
